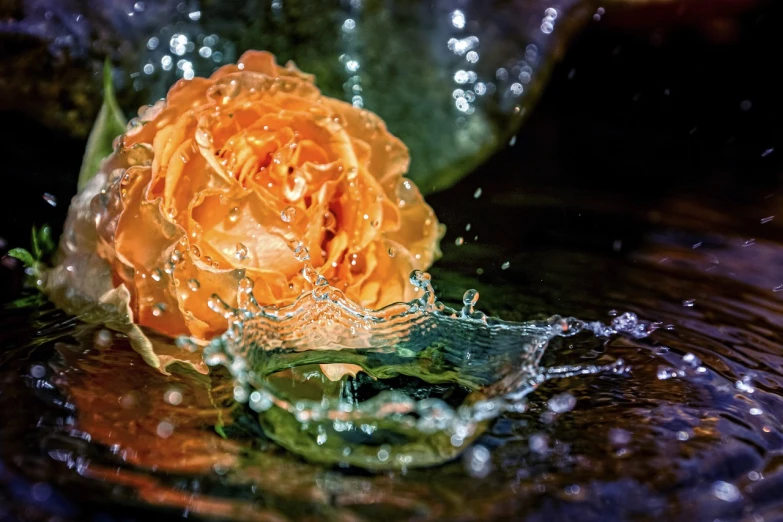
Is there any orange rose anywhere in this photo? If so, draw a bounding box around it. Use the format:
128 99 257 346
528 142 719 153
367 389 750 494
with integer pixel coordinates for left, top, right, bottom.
52 51 442 344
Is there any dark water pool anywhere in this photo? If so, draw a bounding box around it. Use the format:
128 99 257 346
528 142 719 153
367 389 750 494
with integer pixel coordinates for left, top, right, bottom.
1 3 783 521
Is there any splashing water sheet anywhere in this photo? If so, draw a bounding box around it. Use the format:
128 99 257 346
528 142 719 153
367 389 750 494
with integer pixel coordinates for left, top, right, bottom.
184 238 652 470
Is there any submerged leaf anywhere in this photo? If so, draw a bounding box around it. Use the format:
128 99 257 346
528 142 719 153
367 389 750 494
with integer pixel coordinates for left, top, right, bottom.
77 60 127 192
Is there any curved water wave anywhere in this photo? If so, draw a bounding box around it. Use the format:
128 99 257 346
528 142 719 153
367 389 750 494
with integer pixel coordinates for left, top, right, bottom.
185 247 655 469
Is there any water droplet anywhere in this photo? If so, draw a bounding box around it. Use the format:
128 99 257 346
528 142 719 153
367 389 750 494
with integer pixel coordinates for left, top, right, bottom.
187 279 200 291
712 481 740 502
501 261 510 270
235 243 249 261
682 299 695 307
529 433 549 454
463 289 479 307
548 393 576 413
323 211 337 231
228 207 240 223
281 206 297 223
151 269 163 282
195 128 213 148
238 277 254 292
152 303 167 317
42 193 57 207
170 249 183 264
190 245 201 258
455 236 465 246
464 444 491 478
164 389 183 405
156 421 174 438
388 247 396 257
473 188 482 199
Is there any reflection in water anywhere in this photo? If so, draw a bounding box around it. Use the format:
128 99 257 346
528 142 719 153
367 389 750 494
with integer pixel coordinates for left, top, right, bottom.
2 179 783 519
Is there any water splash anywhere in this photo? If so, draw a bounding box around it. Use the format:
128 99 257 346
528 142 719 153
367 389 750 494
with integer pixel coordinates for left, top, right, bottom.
179 242 653 469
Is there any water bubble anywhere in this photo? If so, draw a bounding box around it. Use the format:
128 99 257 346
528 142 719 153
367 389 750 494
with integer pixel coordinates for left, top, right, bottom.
169 249 183 264
228 207 240 223
152 303 167 317
713 481 741 502
281 206 297 223
187 279 200 291
42 193 57 207
545 7 558 19
548 392 576 413
541 21 554 34
30 364 46 379
235 243 249 261
464 444 492 478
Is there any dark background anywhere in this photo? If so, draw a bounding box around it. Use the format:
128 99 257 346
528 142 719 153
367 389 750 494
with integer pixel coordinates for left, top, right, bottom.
1 0 781 300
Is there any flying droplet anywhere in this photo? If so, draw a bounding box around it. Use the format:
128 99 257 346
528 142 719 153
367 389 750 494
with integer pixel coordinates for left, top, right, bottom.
463 289 479 307
474 188 482 199
43 193 57 207
501 261 510 270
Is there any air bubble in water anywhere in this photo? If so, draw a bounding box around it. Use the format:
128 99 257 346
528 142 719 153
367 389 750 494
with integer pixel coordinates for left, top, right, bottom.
235 243 249 261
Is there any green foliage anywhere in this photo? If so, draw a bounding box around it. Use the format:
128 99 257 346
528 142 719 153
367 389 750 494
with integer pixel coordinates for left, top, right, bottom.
77 59 127 192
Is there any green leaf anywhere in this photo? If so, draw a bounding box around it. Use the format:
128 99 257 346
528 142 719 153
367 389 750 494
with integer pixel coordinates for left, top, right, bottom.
7 248 35 267
36 224 56 257
77 59 127 192
30 226 41 260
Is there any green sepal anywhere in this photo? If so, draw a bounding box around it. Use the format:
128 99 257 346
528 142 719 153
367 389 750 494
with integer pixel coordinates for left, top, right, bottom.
77 59 127 192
